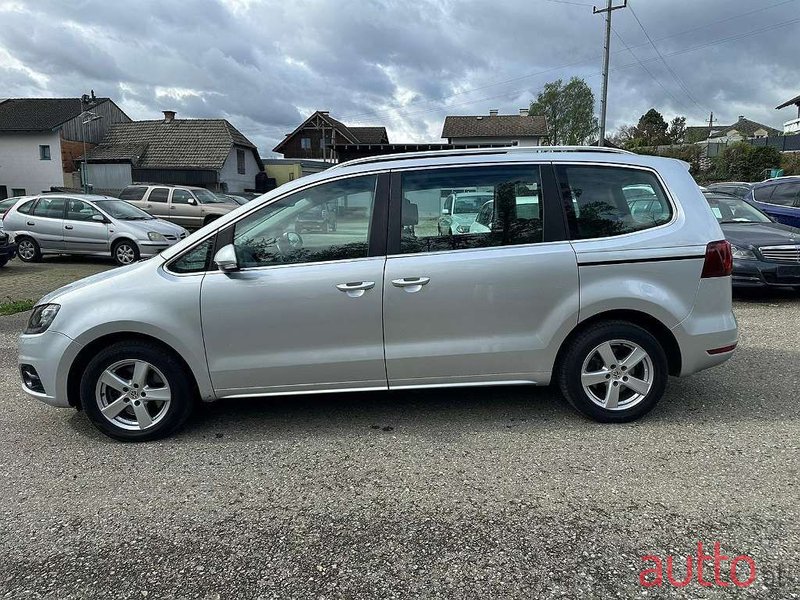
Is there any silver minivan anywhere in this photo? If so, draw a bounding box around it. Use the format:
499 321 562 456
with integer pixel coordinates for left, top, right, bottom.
18 147 738 441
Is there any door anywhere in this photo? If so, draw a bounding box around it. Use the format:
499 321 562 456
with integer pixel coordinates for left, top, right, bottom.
200 173 389 397
28 196 67 251
383 164 579 388
141 187 170 218
64 198 110 253
168 189 201 229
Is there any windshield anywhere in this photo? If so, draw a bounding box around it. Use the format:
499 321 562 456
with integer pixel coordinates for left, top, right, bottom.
705 194 771 223
95 199 154 220
454 196 492 214
195 189 228 204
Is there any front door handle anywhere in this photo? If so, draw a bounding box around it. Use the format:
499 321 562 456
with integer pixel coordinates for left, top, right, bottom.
336 281 375 298
391 277 431 293
64 225 74 230
26 221 35 226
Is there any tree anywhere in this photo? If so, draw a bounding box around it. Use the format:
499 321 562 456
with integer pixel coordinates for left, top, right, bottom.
530 77 598 145
667 116 686 144
634 108 670 146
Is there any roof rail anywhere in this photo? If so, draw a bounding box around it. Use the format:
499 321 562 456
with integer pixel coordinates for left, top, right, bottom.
331 145 635 170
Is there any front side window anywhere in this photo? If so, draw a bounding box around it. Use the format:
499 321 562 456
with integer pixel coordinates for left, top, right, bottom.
556 165 672 240
39 145 51 160
147 188 169 203
232 175 377 268
171 238 215 273
32 196 66 219
118 186 147 201
171 189 194 205
66 199 102 222
193 188 226 204
753 185 775 203
768 182 800 207
398 165 543 255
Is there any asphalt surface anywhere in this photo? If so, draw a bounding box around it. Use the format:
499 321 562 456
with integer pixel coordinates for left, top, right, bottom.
0 290 798 599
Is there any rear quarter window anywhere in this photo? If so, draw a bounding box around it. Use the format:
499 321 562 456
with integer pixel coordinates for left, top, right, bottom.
118 186 147 201
555 165 673 240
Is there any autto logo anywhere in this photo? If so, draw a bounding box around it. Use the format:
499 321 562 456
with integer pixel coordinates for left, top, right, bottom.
639 542 756 588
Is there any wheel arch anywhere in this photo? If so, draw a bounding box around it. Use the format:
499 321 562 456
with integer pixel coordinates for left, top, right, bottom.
555 309 682 377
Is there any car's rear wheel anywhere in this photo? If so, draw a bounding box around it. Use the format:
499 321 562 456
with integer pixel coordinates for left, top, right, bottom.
113 239 139 266
16 237 41 262
80 341 195 441
557 321 667 422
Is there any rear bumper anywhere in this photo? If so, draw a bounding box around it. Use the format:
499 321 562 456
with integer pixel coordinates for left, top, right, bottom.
732 259 800 288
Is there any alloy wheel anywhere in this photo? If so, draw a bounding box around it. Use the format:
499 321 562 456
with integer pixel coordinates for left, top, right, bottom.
115 244 136 264
18 240 35 260
580 340 654 411
95 359 172 430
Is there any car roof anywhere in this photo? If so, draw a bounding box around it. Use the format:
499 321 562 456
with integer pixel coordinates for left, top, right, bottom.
127 183 206 190
753 176 800 187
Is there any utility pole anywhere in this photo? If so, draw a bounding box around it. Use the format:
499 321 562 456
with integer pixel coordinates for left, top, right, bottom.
706 111 716 140
594 0 627 147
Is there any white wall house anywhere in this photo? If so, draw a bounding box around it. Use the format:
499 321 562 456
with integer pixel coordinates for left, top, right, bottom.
441 109 549 147
219 146 262 193
0 131 63 196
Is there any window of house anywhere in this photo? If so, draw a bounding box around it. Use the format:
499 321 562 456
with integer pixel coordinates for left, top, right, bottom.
147 188 170 203
555 165 672 240
11 188 26 197
118 186 148 201
300 137 311 150
397 165 543 255
39 145 51 160
32 196 67 219
171 189 194 205
237 149 246 175
233 175 377 268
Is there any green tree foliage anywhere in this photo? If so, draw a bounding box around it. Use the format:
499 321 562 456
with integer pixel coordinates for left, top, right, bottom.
667 116 686 144
530 77 598 145
781 152 800 176
713 142 781 181
633 109 670 147
635 144 702 175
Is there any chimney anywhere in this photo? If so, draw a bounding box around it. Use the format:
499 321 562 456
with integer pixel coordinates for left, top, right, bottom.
738 115 745 120
519 108 529 117
489 109 499 117
163 110 176 123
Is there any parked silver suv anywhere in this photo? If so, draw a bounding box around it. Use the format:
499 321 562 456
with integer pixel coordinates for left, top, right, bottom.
18 147 737 441
119 184 237 229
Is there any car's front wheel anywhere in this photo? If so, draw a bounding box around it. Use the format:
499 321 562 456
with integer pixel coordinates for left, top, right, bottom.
113 239 139 266
557 321 668 422
80 341 195 441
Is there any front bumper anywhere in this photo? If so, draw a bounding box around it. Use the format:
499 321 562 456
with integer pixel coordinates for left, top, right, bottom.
18 330 83 408
138 239 182 259
732 258 800 288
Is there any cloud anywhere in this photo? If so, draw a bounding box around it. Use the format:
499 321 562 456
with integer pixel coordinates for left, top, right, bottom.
0 0 797 155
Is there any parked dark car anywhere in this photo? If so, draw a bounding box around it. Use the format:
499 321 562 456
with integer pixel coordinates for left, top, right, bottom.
745 176 800 228
706 182 753 198
704 191 800 289
295 201 337 232
0 229 16 267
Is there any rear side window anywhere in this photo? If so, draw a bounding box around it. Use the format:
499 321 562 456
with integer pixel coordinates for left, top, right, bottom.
768 182 800 207
32 197 67 219
118 186 147 201
147 188 169 203
398 165 543 254
555 165 672 240
753 185 775 203
16 200 35 215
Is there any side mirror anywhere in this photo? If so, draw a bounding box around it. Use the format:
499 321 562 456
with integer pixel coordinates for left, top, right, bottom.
441 208 450 215
213 243 239 272
187 198 198 206
91 214 106 222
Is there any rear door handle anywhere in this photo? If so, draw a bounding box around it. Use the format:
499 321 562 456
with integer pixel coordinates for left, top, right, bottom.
336 281 375 298
64 225 73 230
391 277 430 292
26 221 35 226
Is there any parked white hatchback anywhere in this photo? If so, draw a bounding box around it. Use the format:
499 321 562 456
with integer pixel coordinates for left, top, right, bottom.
18 147 738 441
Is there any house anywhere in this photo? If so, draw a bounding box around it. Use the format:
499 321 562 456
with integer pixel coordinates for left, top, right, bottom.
82 111 263 193
273 110 389 161
0 95 130 199
262 158 330 187
685 116 782 144
776 93 800 135
441 108 548 146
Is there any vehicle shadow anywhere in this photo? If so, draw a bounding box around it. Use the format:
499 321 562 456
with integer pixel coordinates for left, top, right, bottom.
734 286 799 304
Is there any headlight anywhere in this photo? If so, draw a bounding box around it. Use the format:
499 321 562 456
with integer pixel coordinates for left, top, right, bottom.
25 304 60 334
456 224 471 233
147 232 166 242
731 245 756 259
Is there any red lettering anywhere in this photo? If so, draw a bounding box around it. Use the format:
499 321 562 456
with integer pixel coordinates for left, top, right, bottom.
666 555 693 587
696 541 713 587
730 555 756 587
712 542 730 587
639 556 663 587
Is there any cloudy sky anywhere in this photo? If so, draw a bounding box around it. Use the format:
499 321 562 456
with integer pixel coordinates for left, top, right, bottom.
1 0 798 155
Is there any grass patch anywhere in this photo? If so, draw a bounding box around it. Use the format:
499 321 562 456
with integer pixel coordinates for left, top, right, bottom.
0 298 35 316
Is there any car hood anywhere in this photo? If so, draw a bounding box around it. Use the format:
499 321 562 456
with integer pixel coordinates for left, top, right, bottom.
118 218 186 236
37 258 163 305
721 222 800 247
450 213 478 225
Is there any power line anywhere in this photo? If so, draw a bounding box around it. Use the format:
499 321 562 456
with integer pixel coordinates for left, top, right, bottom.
626 1 707 112
541 0 593 6
340 0 796 122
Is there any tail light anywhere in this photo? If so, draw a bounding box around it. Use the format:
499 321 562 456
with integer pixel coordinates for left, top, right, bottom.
701 240 733 278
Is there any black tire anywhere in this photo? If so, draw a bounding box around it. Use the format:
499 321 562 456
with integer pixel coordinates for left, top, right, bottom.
80 341 195 442
204 215 219 227
16 236 41 262
112 239 140 266
557 320 668 423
